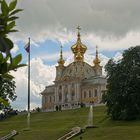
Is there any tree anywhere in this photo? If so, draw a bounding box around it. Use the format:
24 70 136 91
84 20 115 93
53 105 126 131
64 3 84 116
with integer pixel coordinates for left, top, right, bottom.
103 46 140 120
0 77 16 109
0 0 25 79
0 0 25 107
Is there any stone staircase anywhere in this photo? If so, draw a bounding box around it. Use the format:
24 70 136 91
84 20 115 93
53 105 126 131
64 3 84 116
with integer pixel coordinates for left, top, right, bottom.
57 127 81 140
0 130 17 140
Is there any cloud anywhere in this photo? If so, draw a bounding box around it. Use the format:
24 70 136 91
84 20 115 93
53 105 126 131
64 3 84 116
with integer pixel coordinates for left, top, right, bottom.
11 51 120 110
36 51 73 62
11 44 19 54
17 0 140 35
11 57 56 110
82 31 140 51
5 0 138 110
113 52 123 62
7 0 139 52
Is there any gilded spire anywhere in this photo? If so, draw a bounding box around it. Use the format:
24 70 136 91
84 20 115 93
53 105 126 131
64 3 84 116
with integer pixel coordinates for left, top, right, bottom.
77 25 81 42
71 26 87 62
58 45 65 66
93 46 101 65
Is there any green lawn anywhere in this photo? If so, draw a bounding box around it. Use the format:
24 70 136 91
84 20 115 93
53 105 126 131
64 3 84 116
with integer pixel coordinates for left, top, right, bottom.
0 106 140 140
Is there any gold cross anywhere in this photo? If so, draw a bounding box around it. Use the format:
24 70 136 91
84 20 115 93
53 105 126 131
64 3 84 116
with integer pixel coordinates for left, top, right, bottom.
77 25 81 32
96 45 98 50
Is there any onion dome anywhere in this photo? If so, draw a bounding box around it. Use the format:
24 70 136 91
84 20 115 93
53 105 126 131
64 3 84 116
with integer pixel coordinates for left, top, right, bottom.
75 51 83 61
93 46 101 65
58 45 65 66
71 26 87 62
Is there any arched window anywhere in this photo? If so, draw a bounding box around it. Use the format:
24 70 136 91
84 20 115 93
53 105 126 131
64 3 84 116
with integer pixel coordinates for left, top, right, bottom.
49 96 52 103
59 85 62 90
71 91 75 100
65 93 68 102
45 96 47 103
84 91 86 98
89 90 92 97
64 85 68 102
59 92 62 101
95 89 97 97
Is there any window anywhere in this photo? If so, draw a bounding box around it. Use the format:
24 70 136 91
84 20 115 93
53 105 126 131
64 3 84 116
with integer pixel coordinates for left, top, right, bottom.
71 91 75 100
89 90 92 97
45 96 47 103
59 85 62 90
59 92 62 101
84 91 86 98
49 96 52 103
65 92 68 102
95 89 97 97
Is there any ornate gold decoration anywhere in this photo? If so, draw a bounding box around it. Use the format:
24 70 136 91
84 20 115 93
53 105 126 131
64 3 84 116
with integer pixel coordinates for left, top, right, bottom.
93 46 101 66
71 26 87 62
58 45 65 66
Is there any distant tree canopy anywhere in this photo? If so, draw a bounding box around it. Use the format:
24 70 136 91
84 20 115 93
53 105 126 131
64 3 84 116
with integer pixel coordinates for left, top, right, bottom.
0 77 16 109
103 46 140 120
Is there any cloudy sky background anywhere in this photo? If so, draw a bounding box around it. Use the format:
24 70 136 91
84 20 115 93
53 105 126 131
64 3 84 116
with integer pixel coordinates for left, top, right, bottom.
7 0 140 110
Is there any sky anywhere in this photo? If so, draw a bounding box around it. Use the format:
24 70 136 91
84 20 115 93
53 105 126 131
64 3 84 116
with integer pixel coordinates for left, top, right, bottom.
6 0 140 110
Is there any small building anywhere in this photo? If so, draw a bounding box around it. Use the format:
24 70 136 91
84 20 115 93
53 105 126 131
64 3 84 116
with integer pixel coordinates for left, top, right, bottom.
41 28 107 111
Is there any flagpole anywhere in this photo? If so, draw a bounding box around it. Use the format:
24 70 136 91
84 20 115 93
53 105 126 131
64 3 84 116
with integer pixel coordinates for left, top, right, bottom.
27 37 31 129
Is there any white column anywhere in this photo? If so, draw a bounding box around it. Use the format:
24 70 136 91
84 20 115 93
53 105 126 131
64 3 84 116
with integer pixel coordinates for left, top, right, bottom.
55 86 58 103
77 83 81 101
75 83 78 100
74 84 76 101
42 95 44 108
97 86 100 103
62 85 64 103
99 85 102 103
68 84 71 102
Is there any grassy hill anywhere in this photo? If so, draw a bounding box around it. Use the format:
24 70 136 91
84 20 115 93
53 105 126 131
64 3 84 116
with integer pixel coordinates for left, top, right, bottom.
0 106 140 140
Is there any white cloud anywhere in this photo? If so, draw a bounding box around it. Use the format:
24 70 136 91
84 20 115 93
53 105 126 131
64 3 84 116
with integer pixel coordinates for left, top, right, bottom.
11 44 19 54
11 58 56 110
10 51 124 110
113 52 123 62
82 31 140 51
17 0 140 36
36 51 73 62
8 0 140 52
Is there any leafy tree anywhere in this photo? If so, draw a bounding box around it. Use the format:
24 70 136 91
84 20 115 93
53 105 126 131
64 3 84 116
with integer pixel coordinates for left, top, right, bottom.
103 46 140 120
0 77 16 109
0 0 25 107
0 0 25 79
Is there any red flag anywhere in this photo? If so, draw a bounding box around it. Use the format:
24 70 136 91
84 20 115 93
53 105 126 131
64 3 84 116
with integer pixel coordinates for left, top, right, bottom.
24 42 30 53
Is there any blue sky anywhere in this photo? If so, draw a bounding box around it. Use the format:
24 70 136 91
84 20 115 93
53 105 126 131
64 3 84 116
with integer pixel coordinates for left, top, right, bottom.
15 37 124 66
7 0 140 110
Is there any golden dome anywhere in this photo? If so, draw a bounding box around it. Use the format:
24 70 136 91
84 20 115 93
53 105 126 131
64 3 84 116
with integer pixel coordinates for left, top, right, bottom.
71 26 87 61
58 45 65 66
93 57 101 65
93 46 101 65
75 51 83 61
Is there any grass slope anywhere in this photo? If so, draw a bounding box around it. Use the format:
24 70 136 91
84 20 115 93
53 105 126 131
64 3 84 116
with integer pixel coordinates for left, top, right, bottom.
0 106 140 140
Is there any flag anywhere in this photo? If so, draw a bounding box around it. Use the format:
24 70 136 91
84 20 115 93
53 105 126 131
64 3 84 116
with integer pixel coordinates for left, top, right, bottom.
24 42 30 53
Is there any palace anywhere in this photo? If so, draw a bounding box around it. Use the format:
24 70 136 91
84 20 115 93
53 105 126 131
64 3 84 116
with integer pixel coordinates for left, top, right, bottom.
41 28 107 111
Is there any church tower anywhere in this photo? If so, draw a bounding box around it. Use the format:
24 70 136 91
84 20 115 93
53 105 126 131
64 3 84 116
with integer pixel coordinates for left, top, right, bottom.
41 27 107 111
55 45 65 81
71 26 87 62
93 46 102 76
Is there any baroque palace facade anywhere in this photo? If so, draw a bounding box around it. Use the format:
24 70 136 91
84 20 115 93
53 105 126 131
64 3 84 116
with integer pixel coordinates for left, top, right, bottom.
41 28 107 111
